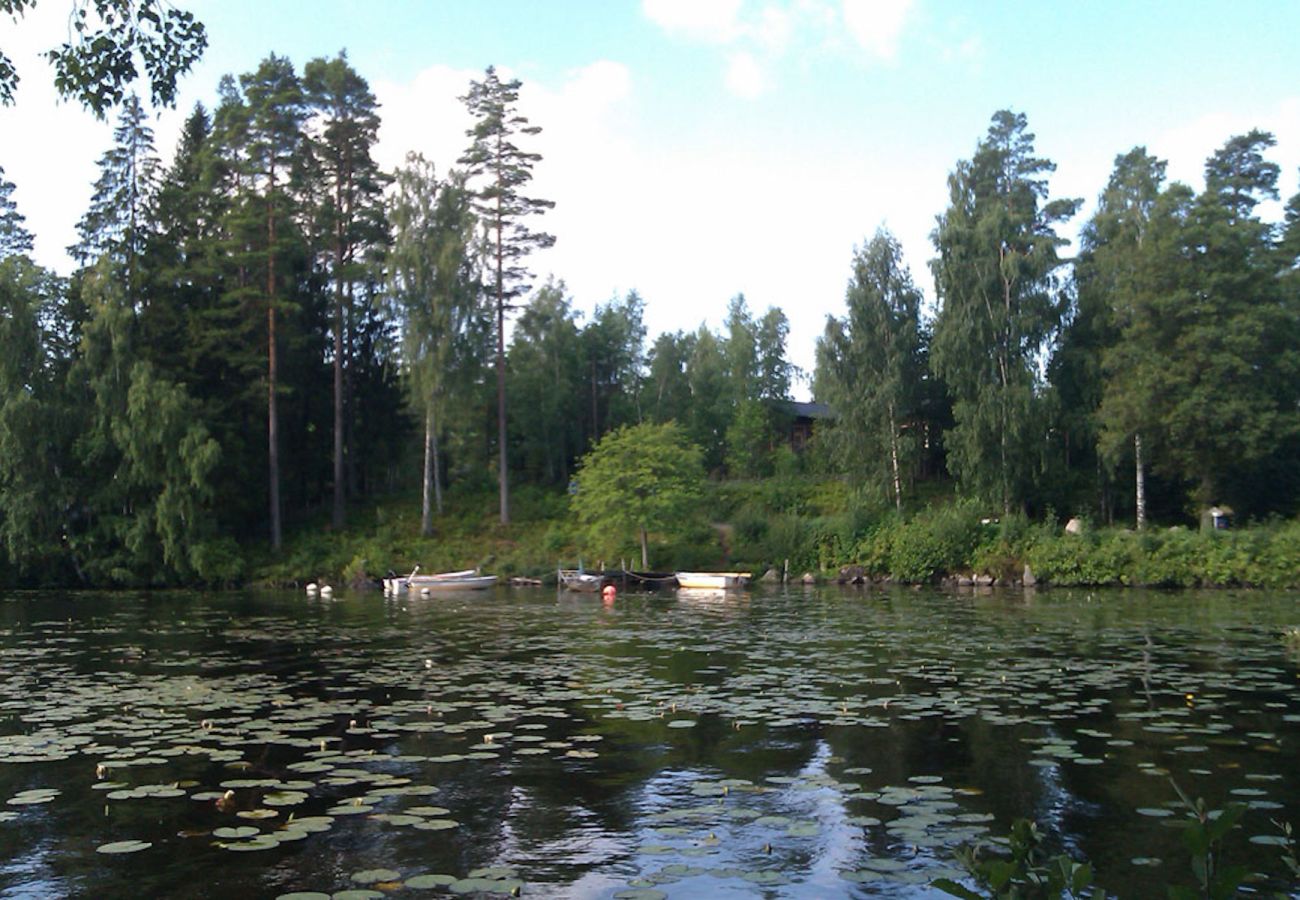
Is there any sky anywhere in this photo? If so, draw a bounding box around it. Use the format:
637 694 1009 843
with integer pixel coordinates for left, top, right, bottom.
3 0 1299 397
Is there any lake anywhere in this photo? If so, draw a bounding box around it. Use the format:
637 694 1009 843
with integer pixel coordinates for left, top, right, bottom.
1 586 1297 898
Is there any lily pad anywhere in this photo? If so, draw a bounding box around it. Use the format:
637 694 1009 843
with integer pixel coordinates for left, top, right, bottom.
350 869 401 884
97 839 153 854
213 826 259 839
404 874 458 889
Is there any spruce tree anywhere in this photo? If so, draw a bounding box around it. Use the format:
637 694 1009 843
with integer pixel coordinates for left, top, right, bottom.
0 165 33 258
459 66 554 525
70 94 160 293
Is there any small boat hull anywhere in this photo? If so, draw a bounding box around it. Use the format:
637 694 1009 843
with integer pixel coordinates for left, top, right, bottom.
385 572 497 593
674 571 751 590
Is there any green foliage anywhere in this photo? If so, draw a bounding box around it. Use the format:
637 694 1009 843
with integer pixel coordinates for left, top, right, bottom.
816 227 926 508
725 398 775 478
931 110 1080 512
9 61 1300 588
1024 521 1300 589
389 151 483 526
506 281 584 485
571 422 705 569
855 501 988 582
1 0 207 115
1272 820 1300 881
0 164 34 256
1098 132 1300 513
933 818 1092 899
1166 782 1248 900
460 64 555 524
0 256 68 574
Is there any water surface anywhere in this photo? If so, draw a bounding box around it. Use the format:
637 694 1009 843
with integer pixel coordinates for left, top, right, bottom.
1 586 1297 897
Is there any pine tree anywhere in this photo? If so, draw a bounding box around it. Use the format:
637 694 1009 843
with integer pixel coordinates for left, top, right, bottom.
303 52 388 528
240 55 306 550
1099 132 1299 514
459 66 555 525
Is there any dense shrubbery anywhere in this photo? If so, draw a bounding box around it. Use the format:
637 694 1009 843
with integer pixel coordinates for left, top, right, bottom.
712 478 1300 588
244 475 1300 590
1025 521 1300 589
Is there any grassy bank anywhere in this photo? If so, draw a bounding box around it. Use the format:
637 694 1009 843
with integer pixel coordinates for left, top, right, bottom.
255 476 1300 591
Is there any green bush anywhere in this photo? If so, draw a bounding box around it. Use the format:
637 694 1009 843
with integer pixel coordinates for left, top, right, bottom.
852 501 987 582
731 502 771 554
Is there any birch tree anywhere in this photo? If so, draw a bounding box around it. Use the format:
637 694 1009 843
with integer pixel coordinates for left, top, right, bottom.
931 110 1080 512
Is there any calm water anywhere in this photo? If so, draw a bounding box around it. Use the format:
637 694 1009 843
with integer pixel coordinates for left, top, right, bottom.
1 586 1298 898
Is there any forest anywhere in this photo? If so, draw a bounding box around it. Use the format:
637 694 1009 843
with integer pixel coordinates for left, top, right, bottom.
2 48 1299 588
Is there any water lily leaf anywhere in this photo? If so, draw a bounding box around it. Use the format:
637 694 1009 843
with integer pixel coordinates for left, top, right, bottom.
448 877 523 894
404 874 458 888
97 839 153 854
412 819 458 831
213 826 259 839
350 869 401 884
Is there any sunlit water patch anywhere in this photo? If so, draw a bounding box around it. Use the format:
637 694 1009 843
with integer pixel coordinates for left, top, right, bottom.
0 587 1297 896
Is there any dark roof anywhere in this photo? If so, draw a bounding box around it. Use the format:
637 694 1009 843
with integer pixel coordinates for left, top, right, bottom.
780 400 833 419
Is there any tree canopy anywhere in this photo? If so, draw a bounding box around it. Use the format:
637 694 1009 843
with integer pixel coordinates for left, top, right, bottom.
1 0 206 115
570 422 705 569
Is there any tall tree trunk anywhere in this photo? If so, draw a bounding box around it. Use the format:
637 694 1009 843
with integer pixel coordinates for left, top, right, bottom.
432 406 443 517
888 402 903 512
267 198 282 551
332 253 345 529
1134 432 1146 531
639 525 648 570
495 200 509 525
421 401 434 536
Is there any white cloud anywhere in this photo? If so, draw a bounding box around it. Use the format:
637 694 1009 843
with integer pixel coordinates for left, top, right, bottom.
840 0 914 62
754 5 794 53
371 63 480 175
725 51 766 99
641 0 743 43
941 35 983 66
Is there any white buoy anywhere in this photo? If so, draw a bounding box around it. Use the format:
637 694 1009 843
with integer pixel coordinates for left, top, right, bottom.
320 584 333 598
306 583 319 596
420 587 431 598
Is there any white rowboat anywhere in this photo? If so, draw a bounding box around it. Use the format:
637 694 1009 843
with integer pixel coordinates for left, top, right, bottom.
674 571 751 590
384 570 497 593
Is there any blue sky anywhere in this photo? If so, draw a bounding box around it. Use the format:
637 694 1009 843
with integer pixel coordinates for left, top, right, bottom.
4 1 1298 392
